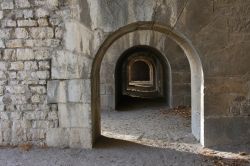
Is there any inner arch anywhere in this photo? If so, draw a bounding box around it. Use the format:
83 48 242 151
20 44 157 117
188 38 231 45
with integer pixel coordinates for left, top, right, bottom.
114 45 171 110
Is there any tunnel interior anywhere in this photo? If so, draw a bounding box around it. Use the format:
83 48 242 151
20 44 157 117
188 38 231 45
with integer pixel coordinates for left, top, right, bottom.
115 46 171 110
130 61 150 81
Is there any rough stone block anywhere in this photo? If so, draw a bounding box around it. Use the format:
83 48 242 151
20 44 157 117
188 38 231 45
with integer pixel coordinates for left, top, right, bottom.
0 11 3 19
204 116 250 147
2 129 11 143
2 19 16 27
0 62 7 71
35 8 49 18
29 27 54 39
16 49 34 60
205 93 238 117
55 27 63 39
34 49 51 60
17 71 30 80
47 80 65 103
11 95 27 104
23 111 48 120
51 50 91 79
15 0 30 8
0 29 11 39
0 39 5 48
5 85 26 94
0 105 5 112
1 0 14 10
67 79 83 102
0 79 6 86
6 39 23 48
29 129 46 141
58 103 91 128
47 79 91 103
38 61 50 70
32 120 51 129
16 9 33 19
25 39 60 47
24 61 38 70
0 112 9 120
17 20 38 27
10 112 22 120
0 120 11 129
14 28 29 39
38 18 49 26
0 130 2 144
11 121 28 143
69 127 92 149
46 0 59 8
9 61 24 70
23 10 33 18
49 18 61 26
0 96 3 105
3 49 16 60
32 70 50 79
9 72 16 79
31 94 41 103
30 86 46 94
46 128 69 147
64 21 93 55
0 86 4 95
47 111 58 120
0 71 6 79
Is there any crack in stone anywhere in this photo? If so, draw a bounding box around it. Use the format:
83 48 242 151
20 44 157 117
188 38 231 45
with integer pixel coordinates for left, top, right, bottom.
172 0 190 29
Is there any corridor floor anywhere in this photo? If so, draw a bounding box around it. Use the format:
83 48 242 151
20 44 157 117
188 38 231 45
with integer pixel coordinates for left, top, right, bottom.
0 107 249 166
101 106 199 153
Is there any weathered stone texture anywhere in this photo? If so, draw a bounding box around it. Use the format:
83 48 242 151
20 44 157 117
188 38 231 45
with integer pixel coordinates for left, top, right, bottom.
0 0 249 148
0 0 69 146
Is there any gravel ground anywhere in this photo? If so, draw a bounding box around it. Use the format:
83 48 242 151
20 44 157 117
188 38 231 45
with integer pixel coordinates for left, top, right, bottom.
0 106 249 166
101 106 200 153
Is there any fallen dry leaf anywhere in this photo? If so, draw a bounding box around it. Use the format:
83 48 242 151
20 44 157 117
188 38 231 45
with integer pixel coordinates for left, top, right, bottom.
19 144 32 151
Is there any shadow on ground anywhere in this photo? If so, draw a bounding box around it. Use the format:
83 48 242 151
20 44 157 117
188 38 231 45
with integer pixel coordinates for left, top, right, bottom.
0 136 249 166
95 136 249 166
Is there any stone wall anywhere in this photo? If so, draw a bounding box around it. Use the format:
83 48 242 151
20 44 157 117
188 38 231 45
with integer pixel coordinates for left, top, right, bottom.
0 0 72 146
0 0 250 148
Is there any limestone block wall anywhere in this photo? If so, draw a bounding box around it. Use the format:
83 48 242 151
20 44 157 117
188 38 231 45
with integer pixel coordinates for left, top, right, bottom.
0 0 64 146
0 0 249 148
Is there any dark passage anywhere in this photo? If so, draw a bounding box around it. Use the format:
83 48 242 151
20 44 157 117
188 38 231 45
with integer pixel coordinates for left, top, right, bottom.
115 46 171 110
131 61 150 81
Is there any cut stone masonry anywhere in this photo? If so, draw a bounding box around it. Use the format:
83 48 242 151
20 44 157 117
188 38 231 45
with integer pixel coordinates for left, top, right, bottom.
0 0 249 148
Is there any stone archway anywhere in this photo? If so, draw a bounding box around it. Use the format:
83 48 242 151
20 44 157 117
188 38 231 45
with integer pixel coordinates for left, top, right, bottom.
91 22 204 146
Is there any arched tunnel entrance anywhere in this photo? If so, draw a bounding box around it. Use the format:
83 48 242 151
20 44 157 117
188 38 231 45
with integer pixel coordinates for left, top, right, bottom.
100 37 195 148
91 22 204 148
115 46 171 110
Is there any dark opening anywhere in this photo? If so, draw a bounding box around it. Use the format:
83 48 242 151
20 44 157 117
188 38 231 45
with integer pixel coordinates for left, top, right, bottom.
130 61 150 81
115 46 171 110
